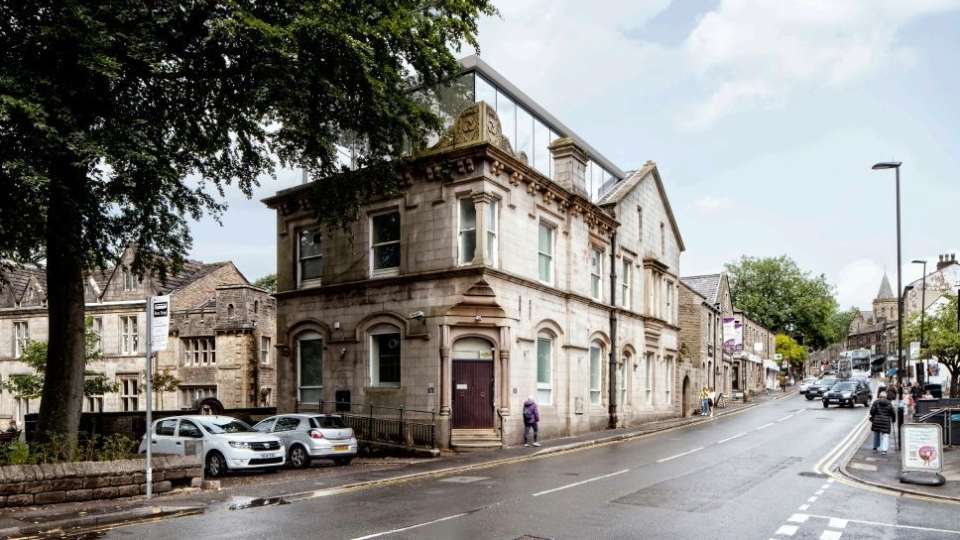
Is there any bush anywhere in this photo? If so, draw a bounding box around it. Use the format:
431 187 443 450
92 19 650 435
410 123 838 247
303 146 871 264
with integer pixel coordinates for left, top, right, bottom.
0 432 139 467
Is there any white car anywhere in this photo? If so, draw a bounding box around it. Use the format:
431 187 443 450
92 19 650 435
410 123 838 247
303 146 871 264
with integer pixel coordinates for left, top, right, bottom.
139 415 285 477
798 376 818 395
254 413 358 468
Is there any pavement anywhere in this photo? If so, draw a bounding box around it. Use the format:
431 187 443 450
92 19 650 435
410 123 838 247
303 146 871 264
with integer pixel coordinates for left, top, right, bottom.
0 388 957 538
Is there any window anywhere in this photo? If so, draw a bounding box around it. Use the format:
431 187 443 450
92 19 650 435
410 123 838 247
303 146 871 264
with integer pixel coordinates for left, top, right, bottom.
644 352 654 405
182 337 216 365
119 375 139 411
660 222 665 255
590 249 602 300
13 321 29 358
92 317 103 352
371 211 401 272
180 386 216 408
84 375 105 413
298 332 323 404
123 268 136 291
120 315 138 354
536 333 553 404
261 336 271 365
621 259 632 309
665 356 673 403
459 198 477 265
538 223 554 284
665 281 674 324
299 228 323 284
486 200 499 264
371 331 401 386
589 344 602 405
620 353 630 406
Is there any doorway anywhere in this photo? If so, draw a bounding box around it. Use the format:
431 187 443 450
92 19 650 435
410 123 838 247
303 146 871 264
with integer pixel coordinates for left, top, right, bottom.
451 338 495 430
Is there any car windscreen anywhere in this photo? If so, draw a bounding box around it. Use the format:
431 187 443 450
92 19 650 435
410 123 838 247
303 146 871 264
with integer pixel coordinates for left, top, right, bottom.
831 382 857 391
816 379 836 387
197 418 255 434
310 415 349 429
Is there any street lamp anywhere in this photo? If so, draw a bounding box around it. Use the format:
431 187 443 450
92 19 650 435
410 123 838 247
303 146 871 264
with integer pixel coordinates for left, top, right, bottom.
912 259 927 385
872 161 904 443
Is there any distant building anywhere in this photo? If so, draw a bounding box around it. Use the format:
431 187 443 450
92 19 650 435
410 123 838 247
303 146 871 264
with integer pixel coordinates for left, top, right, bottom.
0 248 276 426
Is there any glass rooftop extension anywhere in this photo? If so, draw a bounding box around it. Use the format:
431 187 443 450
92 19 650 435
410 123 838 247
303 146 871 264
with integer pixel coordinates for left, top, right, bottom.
334 56 624 203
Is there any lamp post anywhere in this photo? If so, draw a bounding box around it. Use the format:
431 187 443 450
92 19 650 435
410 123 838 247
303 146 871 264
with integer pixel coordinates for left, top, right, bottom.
872 161 904 443
912 259 927 385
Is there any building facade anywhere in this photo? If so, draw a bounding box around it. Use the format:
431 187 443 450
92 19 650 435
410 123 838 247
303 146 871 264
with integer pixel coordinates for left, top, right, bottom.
264 60 687 449
0 249 276 426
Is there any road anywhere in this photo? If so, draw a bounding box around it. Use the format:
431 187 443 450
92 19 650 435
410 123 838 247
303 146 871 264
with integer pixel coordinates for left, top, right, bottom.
103 394 960 539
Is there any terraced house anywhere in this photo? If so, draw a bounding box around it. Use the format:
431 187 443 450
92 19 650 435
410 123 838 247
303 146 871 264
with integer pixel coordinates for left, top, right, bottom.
264 57 691 450
0 248 276 427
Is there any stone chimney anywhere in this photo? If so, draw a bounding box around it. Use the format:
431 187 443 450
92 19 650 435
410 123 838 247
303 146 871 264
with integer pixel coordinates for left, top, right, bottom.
936 253 957 271
548 137 588 198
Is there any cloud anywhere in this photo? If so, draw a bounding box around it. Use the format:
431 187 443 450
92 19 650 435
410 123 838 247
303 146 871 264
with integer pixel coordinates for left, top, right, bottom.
678 0 960 129
835 258 884 310
695 195 736 214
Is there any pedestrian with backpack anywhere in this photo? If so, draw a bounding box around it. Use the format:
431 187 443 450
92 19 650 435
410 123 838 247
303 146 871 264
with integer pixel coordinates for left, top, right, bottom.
522 395 540 447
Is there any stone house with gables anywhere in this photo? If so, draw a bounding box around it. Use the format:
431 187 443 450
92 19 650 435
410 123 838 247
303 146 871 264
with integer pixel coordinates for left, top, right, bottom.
263 58 687 449
0 248 276 426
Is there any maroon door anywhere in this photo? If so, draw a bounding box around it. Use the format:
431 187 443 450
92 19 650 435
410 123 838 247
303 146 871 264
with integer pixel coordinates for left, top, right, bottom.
452 359 494 429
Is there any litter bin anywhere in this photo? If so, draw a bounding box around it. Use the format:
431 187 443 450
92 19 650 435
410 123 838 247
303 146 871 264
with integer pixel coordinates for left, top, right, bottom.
335 389 351 412
952 414 960 446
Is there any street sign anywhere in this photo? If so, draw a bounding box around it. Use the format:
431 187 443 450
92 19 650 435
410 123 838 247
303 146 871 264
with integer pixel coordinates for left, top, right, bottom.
150 295 170 351
775 353 783 360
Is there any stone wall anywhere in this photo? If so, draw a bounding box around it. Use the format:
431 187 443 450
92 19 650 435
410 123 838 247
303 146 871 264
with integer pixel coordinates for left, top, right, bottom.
0 455 201 509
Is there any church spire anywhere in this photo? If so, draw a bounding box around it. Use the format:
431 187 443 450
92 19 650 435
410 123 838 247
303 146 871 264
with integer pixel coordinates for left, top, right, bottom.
876 272 895 300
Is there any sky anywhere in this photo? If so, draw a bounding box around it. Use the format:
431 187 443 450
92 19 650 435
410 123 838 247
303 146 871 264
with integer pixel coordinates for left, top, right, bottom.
188 0 960 312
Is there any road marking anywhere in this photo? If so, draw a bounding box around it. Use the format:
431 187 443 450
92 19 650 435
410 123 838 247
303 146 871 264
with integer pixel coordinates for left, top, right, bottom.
777 415 794 422
807 496 818 503
799 504 810 511
532 469 630 497
820 531 842 540
756 422 775 431
828 518 848 528
719 433 745 444
352 512 469 539
775 525 798 535
801 513 960 535
788 514 809 523
656 447 704 463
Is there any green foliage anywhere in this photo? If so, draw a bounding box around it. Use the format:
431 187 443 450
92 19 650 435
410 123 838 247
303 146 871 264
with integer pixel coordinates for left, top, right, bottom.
0 0 498 439
725 255 839 350
150 368 182 409
775 334 809 375
827 307 860 346
253 274 277 293
0 433 139 466
902 295 960 398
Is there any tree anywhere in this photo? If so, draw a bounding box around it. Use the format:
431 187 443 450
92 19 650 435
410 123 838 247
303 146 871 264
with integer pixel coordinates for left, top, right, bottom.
725 255 839 350
150 368 182 410
253 274 277 293
827 307 860 348
775 334 808 379
0 0 497 441
902 295 960 398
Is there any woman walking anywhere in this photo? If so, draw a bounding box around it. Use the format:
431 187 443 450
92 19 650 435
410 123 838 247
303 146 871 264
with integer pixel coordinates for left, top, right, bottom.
522 395 541 447
698 386 710 416
870 391 895 454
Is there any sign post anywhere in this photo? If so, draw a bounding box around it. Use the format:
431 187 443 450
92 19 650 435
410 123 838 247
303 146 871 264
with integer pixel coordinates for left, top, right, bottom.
144 295 170 499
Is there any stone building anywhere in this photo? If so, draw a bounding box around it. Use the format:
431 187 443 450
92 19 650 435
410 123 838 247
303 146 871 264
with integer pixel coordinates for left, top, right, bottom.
0 248 276 426
263 57 686 449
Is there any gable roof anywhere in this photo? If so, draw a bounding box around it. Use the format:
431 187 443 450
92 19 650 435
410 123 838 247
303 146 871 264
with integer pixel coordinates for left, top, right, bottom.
0 263 48 307
596 160 685 252
681 273 723 305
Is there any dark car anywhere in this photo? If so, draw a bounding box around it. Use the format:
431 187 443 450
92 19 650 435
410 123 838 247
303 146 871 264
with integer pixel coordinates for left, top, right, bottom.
806 377 838 400
822 380 872 408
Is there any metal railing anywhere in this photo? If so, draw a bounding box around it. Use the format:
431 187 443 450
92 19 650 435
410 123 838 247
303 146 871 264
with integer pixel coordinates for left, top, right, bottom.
917 406 960 446
316 401 437 449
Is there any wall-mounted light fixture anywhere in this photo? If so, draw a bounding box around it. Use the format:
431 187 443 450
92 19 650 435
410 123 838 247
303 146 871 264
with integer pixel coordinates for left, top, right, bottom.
334 321 341 330
340 347 347 359
276 344 291 357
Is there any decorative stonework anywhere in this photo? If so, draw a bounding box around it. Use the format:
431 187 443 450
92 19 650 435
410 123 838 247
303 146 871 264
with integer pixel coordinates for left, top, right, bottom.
427 102 515 156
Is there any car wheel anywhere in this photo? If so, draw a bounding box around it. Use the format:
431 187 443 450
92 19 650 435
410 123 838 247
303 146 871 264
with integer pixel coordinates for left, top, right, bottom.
206 451 227 478
333 457 353 466
822 401 828 408
265 466 281 474
288 445 311 469
806 396 813 401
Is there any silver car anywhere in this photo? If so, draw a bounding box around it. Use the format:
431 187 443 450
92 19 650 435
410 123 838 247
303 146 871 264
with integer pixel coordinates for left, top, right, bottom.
254 413 358 468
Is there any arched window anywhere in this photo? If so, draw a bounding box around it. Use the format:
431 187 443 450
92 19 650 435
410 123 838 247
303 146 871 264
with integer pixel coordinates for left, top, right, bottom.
536 331 554 404
298 332 323 403
370 324 401 386
589 342 603 405
620 351 631 406
227 303 235 317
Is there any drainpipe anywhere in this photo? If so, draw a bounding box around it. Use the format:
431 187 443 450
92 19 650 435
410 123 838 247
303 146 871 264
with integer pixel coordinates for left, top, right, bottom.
608 232 618 429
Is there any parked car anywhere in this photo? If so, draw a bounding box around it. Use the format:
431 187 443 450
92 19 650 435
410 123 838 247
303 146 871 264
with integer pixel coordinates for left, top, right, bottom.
805 377 838 400
798 377 818 395
822 380 872 408
253 413 358 468
139 415 285 477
